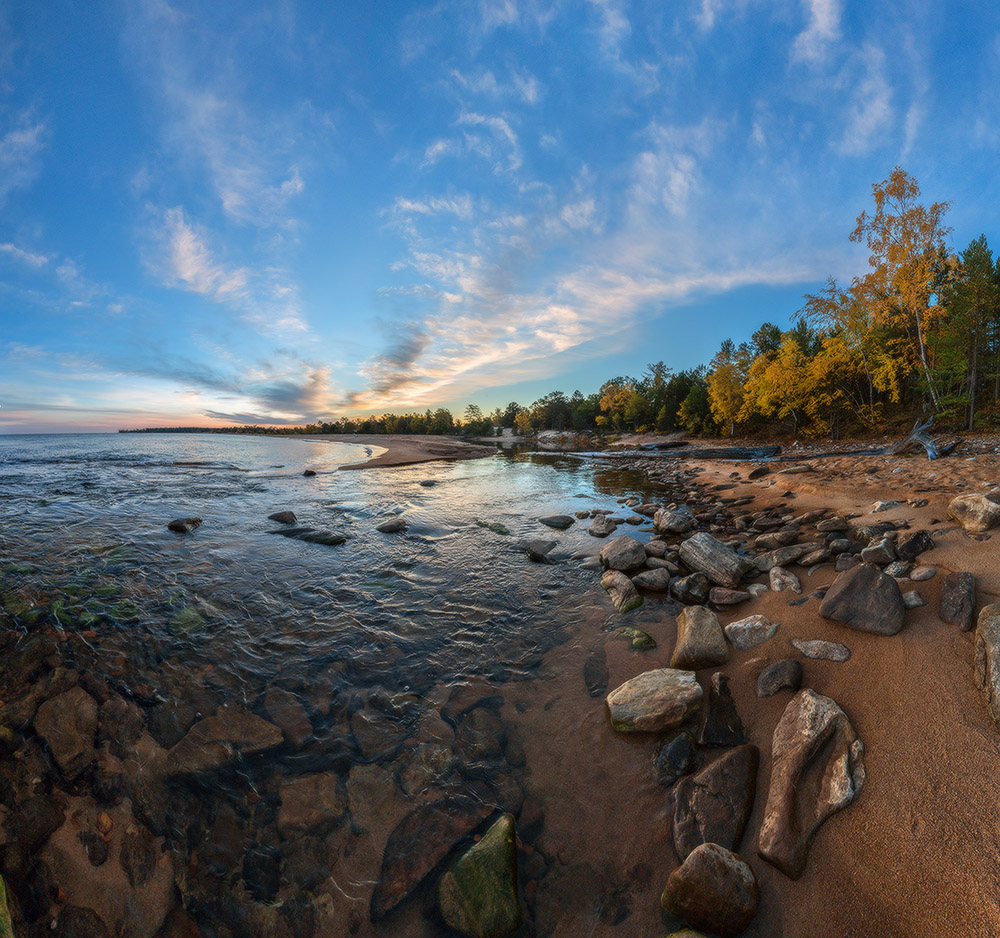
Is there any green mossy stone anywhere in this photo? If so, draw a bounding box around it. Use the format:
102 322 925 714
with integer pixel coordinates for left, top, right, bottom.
0 875 13 938
475 520 511 536
3 564 39 576
93 584 119 598
169 608 205 637
109 599 141 622
615 627 657 650
438 813 523 938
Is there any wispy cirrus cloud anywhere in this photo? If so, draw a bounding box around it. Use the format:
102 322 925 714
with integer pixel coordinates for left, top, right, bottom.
0 112 45 207
792 0 842 63
0 242 50 268
839 44 894 154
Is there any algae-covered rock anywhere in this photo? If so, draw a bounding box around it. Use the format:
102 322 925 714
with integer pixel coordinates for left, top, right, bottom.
169 608 204 637
476 520 511 536
438 813 522 938
615 626 656 650
0 875 13 938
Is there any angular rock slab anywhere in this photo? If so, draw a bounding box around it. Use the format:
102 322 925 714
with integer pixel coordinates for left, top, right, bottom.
631 567 672 592
948 493 1000 532
588 515 617 538
679 533 754 588
791 638 850 662
975 603 1000 729
661 843 759 938
599 536 647 572
371 798 492 920
758 689 865 879
819 562 904 635
673 744 759 860
605 669 702 733
166 704 283 776
940 572 976 632
756 658 802 697
277 772 346 836
601 570 642 613
438 813 523 938
671 606 729 670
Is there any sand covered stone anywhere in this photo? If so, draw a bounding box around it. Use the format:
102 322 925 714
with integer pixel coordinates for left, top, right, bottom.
605 668 702 733
679 533 754 588
673 744 759 860
759 689 865 879
661 843 759 938
819 562 904 635
438 813 522 938
671 606 728 669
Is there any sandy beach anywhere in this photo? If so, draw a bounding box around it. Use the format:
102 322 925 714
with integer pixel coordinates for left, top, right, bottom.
298 434 498 470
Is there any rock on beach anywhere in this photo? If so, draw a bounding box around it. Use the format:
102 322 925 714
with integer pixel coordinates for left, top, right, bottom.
819 562 904 635
679 533 754 588
605 669 702 733
671 606 729 670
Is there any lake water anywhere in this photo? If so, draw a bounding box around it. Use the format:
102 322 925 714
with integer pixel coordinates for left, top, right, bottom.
0 432 697 937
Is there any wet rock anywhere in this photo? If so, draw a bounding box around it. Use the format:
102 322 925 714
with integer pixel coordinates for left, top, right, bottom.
376 518 408 533
351 705 409 761
829 538 850 554
347 764 398 831
438 813 523 938
583 650 609 698
615 627 656 650
92 749 125 805
263 687 313 748
654 509 695 535
599 536 647 572
698 673 746 746
97 696 144 760
661 843 759 938
644 540 669 558
896 530 935 561
296 529 347 545
538 515 574 530
816 516 849 533
769 566 801 594
120 830 156 889
791 638 850 662
33 686 97 779
168 608 205 637
3 795 66 878
520 539 555 563
671 573 710 604
948 493 1000 532
166 704 283 776
756 659 802 697
588 515 618 538
166 517 201 534
371 798 492 920
940 572 976 631
759 689 865 878
303 469 317 476
884 560 911 578
902 590 926 609
601 571 642 613
671 606 728 670
631 568 672 592
819 563 904 635
267 510 297 523
654 732 694 787
277 772 347 836
975 604 1000 728
708 587 750 606
679 533 754 588
673 744 759 860
53 905 112 938
454 708 505 764
835 553 859 572
605 669 702 733
243 842 282 902
724 614 777 650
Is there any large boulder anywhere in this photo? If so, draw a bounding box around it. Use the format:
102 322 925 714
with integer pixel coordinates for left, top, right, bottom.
758 689 865 879
948 494 1000 532
673 744 759 860
660 843 759 938
679 534 754 588
940 572 976 632
438 813 522 938
599 536 647 572
605 669 702 733
671 606 729 670
819 562 904 635
974 603 1000 729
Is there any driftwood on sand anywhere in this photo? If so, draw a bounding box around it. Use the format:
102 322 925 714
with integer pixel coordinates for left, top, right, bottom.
798 416 962 463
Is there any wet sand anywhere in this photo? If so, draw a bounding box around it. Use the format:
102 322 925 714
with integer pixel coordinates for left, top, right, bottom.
299 434 497 470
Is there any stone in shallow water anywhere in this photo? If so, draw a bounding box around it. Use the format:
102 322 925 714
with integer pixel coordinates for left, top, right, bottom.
278 772 347 836
267 511 297 524
538 514 574 530
601 571 642 613
631 568 672 592
671 573 710 604
756 658 802 697
605 669 702 733
614 626 656 650
661 843 759 938
33 686 97 779
376 518 407 533
758 689 865 879
791 638 850 662
599 536 647 572
166 517 201 533
583 649 608 698
166 704 283 776
438 813 523 938
588 515 618 538
673 744 759 860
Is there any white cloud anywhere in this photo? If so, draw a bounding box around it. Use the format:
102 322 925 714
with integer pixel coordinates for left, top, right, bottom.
0 242 49 267
839 45 894 154
0 114 45 206
696 0 722 31
161 207 249 300
792 0 842 63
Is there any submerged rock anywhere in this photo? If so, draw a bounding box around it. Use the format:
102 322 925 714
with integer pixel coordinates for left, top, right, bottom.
475 520 511 536
673 744 759 860
661 843 759 938
614 626 656 650
538 515 574 530
166 704 283 776
33 686 97 779
166 517 201 534
758 689 865 878
819 562 904 635
583 649 609 698
438 813 523 938
267 511 297 524
605 669 702 733
671 606 728 670
277 772 347 836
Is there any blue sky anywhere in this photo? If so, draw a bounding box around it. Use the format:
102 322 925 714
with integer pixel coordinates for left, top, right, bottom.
2 0 1000 431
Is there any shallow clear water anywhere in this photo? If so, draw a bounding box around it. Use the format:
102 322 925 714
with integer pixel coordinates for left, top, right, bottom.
0 432 698 936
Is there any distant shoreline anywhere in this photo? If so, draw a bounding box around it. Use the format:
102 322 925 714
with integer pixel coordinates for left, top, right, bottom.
299 433 498 469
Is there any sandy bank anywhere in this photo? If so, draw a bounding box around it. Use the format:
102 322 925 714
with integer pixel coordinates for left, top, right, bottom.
299 433 498 469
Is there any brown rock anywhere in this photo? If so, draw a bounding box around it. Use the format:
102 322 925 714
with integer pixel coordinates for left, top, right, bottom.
679 533 754 588
601 570 642 613
631 568 672 592
819 562 904 635
671 606 729 670
708 587 750 606
758 689 865 878
277 772 347 835
166 517 201 533
166 704 283 776
673 744 759 860
948 493 1000 532
263 687 313 748
33 686 98 779
975 603 1000 728
661 843 759 938
940 572 976 632
606 669 702 733
698 672 746 746
896 530 935 561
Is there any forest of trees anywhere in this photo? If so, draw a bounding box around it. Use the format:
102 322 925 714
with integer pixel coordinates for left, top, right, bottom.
125 169 1000 441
